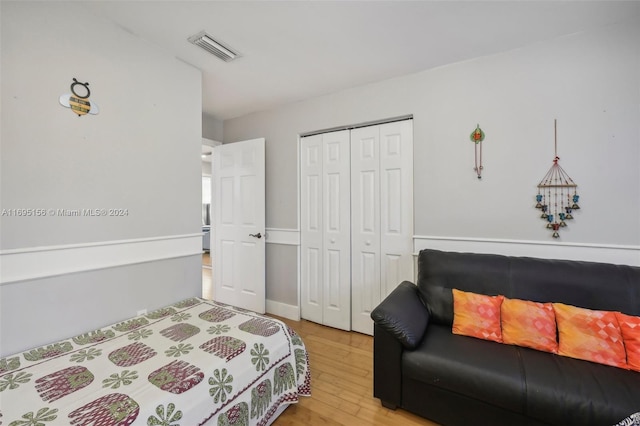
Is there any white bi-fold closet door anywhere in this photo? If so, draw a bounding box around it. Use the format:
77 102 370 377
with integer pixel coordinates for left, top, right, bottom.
300 120 414 335
350 121 414 334
300 130 352 331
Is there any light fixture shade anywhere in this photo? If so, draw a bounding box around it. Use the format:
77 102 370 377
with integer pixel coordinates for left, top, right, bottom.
188 31 240 62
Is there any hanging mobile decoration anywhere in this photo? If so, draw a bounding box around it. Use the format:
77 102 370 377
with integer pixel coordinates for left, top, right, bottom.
535 119 580 238
469 124 485 179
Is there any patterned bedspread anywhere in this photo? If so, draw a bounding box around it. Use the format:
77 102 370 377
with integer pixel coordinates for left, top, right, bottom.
0 298 310 425
616 412 640 426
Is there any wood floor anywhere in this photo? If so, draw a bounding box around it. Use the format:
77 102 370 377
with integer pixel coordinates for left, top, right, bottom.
202 251 213 300
270 317 438 426
201 257 438 426
202 262 213 300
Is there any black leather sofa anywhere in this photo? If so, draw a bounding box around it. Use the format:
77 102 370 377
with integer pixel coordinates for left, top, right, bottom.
371 249 640 426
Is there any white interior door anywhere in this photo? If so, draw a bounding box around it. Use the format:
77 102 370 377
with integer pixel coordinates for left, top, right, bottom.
212 138 266 313
300 120 413 335
300 130 351 331
351 125 382 335
321 130 351 330
379 121 414 301
300 134 324 325
351 120 414 335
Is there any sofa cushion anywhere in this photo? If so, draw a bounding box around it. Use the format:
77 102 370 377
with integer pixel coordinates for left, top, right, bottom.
416 249 640 328
417 250 510 326
616 312 640 372
554 303 627 369
452 289 504 343
501 297 558 353
404 325 525 413
520 348 640 426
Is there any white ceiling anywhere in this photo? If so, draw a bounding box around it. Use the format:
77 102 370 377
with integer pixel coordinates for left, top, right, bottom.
80 1 639 121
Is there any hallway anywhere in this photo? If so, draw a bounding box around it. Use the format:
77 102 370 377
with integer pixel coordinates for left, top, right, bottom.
202 252 213 299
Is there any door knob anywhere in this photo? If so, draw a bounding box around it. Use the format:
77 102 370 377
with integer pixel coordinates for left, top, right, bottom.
249 232 262 239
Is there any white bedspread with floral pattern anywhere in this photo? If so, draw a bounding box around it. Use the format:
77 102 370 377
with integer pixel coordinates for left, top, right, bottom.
0 298 310 425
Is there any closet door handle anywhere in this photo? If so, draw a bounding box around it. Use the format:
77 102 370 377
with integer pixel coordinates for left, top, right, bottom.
249 232 262 239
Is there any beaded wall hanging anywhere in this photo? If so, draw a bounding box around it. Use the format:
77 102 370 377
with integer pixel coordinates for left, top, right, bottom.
535 120 580 238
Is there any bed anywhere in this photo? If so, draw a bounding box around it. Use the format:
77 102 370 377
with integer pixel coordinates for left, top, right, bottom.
0 297 310 425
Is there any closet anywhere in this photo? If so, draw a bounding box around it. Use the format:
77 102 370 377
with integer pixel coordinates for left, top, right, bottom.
300 119 414 335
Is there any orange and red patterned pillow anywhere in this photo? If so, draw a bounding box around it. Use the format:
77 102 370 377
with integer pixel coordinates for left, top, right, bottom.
501 298 558 353
452 289 504 343
451 288 640 371
615 311 640 372
553 303 627 369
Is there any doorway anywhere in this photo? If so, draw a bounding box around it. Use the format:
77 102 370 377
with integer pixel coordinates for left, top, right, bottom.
202 146 213 269
202 139 221 300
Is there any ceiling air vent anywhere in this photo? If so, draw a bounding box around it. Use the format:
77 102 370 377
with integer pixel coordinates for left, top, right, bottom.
188 31 240 62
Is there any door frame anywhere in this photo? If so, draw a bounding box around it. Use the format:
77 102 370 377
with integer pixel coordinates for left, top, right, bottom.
202 138 221 271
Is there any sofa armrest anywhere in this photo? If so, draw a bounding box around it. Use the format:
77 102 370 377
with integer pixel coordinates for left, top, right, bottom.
371 281 429 349
372 324 404 409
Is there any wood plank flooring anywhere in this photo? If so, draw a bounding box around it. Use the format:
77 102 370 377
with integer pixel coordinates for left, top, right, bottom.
203 251 212 267
270 316 439 426
200 263 438 425
202 264 213 300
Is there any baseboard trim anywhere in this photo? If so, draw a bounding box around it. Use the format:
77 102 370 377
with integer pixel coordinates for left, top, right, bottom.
413 235 640 266
266 299 300 321
0 234 203 285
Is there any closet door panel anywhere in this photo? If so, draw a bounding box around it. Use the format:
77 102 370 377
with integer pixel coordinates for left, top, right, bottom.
380 121 414 299
301 121 413 335
322 130 351 331
384 169 403 233
351 126 381 335
325 248 345 326
384 254 402 279
304 248 321 303
300 135 324 324
358 251 379 313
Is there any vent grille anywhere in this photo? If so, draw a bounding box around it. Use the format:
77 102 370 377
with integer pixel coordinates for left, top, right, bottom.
188 31 240 62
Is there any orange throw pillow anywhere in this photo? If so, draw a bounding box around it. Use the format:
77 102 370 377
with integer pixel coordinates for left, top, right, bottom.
553 303 626 369
501 298 558 353
615 311 640 372
452 289 504 343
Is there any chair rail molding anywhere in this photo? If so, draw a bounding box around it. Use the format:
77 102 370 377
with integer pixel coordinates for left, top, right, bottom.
265 228 300 246
413 235 640 266
0 234 203 284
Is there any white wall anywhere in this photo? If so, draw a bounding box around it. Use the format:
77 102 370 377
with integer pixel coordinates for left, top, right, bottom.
0 2 203 355
203 113 224 141
224 20 640 309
